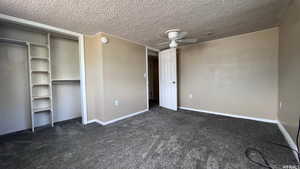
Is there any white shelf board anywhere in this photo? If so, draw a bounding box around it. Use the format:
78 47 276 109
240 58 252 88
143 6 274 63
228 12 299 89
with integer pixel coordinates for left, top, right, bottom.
32 83 50 87
31 57 49 61
52 79 80 82
31 70 49 73
30 42 48 48
32 95 51 100
33 106 51 113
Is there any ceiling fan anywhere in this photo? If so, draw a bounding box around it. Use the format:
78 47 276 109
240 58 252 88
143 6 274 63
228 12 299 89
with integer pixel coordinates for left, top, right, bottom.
157 29 198 48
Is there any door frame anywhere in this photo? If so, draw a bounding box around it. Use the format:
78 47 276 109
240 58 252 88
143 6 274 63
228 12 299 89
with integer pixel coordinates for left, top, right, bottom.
146 47 160 111
0 13 88 125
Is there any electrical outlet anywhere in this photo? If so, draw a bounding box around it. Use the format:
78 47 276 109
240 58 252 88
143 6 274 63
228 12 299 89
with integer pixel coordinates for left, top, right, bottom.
114 100 119 106
189 94 193 99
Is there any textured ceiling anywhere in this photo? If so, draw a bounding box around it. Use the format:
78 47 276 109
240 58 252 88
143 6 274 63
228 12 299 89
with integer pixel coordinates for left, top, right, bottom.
0 0 291 48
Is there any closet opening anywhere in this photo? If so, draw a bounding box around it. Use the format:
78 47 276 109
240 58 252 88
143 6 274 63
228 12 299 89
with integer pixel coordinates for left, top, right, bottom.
147 49 159 110
0 21 84 134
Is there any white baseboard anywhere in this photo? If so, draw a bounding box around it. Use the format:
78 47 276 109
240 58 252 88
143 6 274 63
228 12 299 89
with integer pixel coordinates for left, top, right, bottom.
87 119 104 125
277 122 299 162
87 109 148 126
179 106 277 124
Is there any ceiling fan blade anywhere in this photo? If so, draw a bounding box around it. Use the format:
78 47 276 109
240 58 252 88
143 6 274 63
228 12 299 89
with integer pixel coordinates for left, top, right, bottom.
176 32 188 39
157 41 169 46
177 38 198 43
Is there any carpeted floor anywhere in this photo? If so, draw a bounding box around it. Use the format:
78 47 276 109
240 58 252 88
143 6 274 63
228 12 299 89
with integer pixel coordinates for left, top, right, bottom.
0 106 297 169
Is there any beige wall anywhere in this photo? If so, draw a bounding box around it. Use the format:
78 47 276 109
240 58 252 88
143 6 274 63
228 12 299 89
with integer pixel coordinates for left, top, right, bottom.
179 28 279 120
84 33 147 122
102 33 147 121
278 0 300 142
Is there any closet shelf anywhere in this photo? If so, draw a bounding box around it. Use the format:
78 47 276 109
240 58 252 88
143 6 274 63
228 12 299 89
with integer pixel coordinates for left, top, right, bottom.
31 57 49 61
33 107 51 113
0 37 27 46
32 96 51 100
0 37 47 47
32 83 50 87
31 70 49 73
52 79 80 82
30 42 48 48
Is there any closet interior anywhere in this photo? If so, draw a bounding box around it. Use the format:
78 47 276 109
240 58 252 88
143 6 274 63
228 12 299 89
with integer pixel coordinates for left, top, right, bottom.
0 21 82 135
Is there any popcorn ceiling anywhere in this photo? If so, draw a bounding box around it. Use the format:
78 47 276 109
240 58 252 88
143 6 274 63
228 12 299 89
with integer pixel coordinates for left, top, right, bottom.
0 0 291 48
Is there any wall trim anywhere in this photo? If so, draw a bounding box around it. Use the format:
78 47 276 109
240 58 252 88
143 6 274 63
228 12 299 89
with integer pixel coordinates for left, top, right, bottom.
86 119 103 125
179 106 277 123
146 46 160 52
277 122 299 162
95 32 159 51
0 13 82 37
78 35 88 125
87 109 148 126
146 48 149 110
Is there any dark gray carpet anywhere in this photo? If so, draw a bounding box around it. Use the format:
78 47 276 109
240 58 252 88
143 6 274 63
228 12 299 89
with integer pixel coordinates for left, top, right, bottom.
0 107 297 169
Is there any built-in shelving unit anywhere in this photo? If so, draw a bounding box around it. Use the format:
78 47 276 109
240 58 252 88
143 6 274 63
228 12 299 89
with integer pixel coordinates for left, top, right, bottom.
0 35 54 132
27 33 54 132
0 21 82 135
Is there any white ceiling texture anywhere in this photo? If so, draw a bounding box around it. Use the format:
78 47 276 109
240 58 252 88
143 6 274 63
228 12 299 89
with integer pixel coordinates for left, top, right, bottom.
0 0 291 48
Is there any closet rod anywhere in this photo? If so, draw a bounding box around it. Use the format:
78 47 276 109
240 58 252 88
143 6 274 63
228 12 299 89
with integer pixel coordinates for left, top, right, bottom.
0 37 27 46
0 37 47 47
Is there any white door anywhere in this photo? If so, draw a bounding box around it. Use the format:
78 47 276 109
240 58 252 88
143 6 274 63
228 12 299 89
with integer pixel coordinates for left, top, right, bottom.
159 48 177 111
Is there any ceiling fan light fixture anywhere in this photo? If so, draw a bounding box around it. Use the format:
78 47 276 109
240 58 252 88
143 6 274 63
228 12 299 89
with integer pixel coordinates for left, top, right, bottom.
169 40 178 48
168 31 179 40
157 29 197 49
